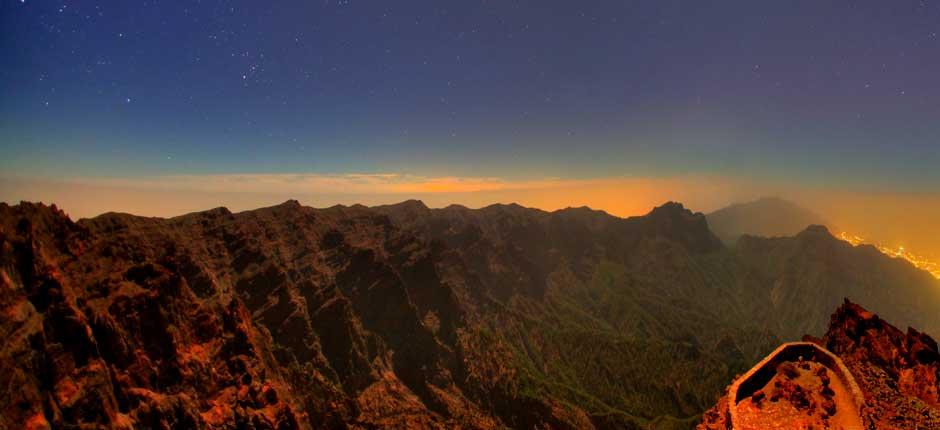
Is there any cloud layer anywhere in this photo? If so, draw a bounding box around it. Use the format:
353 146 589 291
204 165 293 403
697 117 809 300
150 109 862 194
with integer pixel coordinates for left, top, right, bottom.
1 172 756 217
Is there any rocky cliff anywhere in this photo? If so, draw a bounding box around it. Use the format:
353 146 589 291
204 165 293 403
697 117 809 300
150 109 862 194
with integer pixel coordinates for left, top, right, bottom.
2 200 938 430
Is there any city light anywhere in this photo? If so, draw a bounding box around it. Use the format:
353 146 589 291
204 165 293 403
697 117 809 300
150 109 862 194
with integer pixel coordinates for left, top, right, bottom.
838 232 940 280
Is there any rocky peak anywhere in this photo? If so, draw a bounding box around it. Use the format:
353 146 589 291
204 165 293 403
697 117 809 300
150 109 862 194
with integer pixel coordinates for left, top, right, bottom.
263 199 303 213
798 224 834 238
648 201 691 216
835 300 938 347
823 299 940 383
376 199 430 216
639 201 723 253
823 299 940 425
396 199 429 210
823 300 896 359
207 206 232 216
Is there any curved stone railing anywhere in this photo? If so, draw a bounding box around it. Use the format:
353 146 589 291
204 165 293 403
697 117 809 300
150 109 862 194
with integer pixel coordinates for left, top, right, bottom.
723 342 865 429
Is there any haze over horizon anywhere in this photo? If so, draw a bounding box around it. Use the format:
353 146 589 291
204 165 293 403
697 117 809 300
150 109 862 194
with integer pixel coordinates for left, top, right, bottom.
5 3 940 428
4 176 940 264
3 0 940 256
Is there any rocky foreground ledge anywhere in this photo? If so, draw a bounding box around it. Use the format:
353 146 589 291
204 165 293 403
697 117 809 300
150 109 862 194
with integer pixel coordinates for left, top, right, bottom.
698 299 940 430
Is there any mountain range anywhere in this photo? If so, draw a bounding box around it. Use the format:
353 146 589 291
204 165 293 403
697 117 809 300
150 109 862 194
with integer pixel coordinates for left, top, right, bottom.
1 199 938 429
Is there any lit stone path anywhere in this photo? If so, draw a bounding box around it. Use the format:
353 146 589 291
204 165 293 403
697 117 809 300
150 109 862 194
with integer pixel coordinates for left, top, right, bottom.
727 342 865 430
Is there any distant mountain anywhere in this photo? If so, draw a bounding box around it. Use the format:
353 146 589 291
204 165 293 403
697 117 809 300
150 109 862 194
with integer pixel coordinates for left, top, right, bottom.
1 200 937 430
706 197 829 244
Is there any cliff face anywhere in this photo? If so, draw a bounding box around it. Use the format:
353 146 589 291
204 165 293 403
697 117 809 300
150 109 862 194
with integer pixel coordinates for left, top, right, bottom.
0 201 761 430
0 203 306 430
820 300 940 429
376 201 766 428
735 225 940 341
0 201 489 430
2 200 938 430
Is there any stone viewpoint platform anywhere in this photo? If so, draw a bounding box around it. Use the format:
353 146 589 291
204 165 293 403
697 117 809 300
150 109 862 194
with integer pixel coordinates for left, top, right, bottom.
723 342 865 430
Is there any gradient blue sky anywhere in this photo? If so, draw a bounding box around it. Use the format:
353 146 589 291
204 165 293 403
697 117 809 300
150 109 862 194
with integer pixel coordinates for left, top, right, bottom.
2 0 940 260
2 0 939 186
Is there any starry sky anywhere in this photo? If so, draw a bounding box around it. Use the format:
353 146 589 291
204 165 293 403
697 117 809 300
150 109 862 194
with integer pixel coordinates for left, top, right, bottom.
2 1 940 253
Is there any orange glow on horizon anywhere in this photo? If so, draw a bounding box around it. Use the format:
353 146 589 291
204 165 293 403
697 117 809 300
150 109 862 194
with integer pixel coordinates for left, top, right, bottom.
838 232 940 280
3 175 940 270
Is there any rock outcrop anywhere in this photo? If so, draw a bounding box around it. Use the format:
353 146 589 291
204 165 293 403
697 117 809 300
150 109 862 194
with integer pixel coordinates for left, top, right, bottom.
820 300 940 429
0 203 305 430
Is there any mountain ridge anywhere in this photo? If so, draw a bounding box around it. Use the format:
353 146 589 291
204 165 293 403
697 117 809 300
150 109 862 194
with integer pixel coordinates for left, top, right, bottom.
1 199 938 430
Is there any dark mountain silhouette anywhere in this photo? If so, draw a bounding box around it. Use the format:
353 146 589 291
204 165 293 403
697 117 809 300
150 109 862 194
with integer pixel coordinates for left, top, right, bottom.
706 197 829 245
1 200 938 429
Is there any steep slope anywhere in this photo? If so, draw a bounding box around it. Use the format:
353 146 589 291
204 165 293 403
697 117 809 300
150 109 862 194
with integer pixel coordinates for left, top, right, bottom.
698 300 940 430
2 199 939 430
706 197 828 245
735 225 940 340
0 201 504 430
376 201 782 428
0 201 778 430
0 203 305 430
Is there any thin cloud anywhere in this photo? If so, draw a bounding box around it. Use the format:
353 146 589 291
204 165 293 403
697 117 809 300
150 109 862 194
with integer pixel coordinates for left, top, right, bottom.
0 172 756 217
55 173 648 195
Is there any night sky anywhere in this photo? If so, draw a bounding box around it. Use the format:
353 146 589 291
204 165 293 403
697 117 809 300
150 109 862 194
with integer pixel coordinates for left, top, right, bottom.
1 1 940 218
